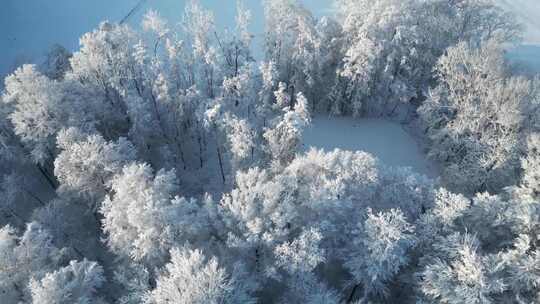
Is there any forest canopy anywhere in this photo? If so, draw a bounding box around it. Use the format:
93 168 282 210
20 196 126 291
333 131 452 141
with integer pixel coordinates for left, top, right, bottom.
1 0 539 303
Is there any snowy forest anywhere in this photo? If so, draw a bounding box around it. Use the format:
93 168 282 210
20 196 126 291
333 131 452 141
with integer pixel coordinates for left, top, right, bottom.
1 0 540 303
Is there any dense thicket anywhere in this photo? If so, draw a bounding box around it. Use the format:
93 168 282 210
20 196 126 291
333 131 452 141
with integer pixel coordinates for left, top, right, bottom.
1 0 539 303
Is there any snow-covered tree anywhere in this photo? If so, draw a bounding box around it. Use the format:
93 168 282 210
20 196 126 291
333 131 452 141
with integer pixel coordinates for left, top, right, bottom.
0 1 534 302
145 246 257 304
113 263 152 304
0 102 25 165
220 148 435 300
205 107 257 178
31 198 82 255
263 0 321 109
181 0 219 98
493 234 540 303
346 208 417 300
332 0 522 118
29 259 105 304
263 92 310 167
275 227 325 275
219 166 297 279
416 186 540 303
100 163 211 265
274 227 340 304
2 65 65 166
224 115 256 167
419 233 504 304
41 44 72 80
311 16 344 113
66 21 141 140
279 148 381 249
214 1 254 78
521 133 540 196
448 0 522 45
54 127 137 202
417 188 470 242
419 41 527 193
0 222 63 303
461 189 540 252
333 0 436 116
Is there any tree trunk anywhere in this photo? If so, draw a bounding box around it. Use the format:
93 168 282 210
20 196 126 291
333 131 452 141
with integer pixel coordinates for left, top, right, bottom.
4 208 24 225
217 146 226 184
24 189 45 206
37 164 57 190
178 143 187 170
347 284 360 303
198 135 204 169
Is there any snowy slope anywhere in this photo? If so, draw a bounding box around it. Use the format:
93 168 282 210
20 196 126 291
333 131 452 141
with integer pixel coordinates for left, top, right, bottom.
302 116 439 178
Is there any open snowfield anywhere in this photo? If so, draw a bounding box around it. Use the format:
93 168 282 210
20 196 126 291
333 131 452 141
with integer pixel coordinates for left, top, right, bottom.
303 116 439 177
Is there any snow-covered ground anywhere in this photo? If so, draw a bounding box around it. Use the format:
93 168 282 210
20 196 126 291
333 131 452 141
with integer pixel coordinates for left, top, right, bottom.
302 116 439 178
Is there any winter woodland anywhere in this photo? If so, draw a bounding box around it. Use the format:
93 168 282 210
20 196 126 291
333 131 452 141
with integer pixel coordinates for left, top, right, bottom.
1 0 540 303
